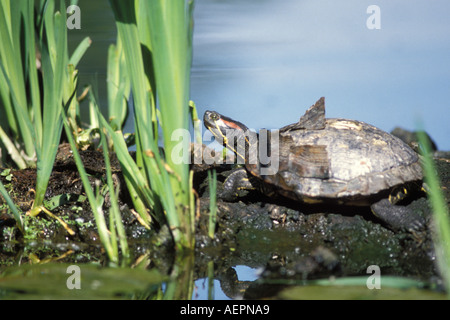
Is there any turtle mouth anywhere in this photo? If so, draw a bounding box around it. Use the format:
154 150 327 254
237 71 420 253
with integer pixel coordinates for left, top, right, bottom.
203 111 264 165
204 111 248 134
203 110 254 156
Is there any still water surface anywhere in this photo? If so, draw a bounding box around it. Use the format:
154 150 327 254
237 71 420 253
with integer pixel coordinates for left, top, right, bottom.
63 0 450 299
191 0 450 150
71 0 450 150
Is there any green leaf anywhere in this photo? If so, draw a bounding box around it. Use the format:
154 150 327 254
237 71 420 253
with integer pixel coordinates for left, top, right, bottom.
0 178 24 233
0 263 166 300
69 37 92 67
43 193 87 211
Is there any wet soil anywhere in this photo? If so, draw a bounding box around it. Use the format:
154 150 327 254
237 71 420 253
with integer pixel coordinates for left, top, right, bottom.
1 140 449 299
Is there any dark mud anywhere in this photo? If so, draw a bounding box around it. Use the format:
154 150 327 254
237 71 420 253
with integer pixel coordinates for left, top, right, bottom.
1 139 449 299
192 157 447 298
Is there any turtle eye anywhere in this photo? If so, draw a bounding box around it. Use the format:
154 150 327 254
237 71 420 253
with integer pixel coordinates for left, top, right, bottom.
210 112 220 121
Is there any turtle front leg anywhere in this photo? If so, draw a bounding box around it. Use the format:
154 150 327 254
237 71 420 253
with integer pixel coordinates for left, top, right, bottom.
219 168 255 201
371 198 426 232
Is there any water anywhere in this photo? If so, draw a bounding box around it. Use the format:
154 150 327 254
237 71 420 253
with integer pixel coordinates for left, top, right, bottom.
11 0 445 300
67 0 116 124
191 0 450 150
192 265 259 300
70 0 450 151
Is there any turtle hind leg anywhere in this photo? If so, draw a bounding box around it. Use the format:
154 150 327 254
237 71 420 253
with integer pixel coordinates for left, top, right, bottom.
371 198 426 232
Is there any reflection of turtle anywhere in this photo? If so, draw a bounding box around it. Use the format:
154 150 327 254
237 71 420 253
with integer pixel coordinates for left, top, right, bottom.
204 97 425 232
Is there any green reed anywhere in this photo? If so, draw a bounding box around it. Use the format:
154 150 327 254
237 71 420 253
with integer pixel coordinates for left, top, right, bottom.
208 169 217 239
0 1 90 217
108 0 195 251
417 129 450 297
0 177 24 233
61 90 129 265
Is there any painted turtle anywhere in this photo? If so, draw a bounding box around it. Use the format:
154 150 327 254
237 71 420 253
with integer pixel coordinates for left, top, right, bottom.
203 97 425 232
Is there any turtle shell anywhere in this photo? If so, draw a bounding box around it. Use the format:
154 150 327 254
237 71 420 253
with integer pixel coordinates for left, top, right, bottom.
255 98 423 203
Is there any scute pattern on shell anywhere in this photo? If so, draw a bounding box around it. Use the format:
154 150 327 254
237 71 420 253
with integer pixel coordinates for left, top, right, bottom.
260 118 423 201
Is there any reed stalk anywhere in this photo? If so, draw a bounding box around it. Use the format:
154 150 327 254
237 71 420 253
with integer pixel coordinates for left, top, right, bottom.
0 0 90 221
108 0 196 251
417 129 450 297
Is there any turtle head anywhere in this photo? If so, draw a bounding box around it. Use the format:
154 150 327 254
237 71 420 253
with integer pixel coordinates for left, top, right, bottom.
204 111 254 162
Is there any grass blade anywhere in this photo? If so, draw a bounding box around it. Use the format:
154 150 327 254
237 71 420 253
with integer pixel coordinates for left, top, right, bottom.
0 177 24 233
98 109 130 265
108 0 196 250
61 99 116 264
33 7 67 209
208 169 217 239
145 0 195 250
69 36 91 66
417 129 450 296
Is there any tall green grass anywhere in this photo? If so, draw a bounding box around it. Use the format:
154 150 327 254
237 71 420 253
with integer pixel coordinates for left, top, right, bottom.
417 130 450 297
208 169 217 239
0 1 36 169
61 90 129 265
0 177 24 233
0 1 90 216
107 35 130 132
0 0 198 261
108 0 196 251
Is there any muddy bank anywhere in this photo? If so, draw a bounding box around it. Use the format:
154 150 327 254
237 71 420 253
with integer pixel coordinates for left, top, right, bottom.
192 154 448 298
1 139 449 298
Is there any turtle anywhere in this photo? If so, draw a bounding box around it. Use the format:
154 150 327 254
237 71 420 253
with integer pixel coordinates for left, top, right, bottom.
203 97 426 232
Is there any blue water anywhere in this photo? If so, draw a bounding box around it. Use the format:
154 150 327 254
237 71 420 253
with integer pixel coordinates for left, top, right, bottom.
192 265 259 300
71 0 449 150
65 0 449 300
191 0 450 150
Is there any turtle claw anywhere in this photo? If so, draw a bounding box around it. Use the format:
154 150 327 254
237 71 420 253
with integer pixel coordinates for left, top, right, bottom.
371 198 426 233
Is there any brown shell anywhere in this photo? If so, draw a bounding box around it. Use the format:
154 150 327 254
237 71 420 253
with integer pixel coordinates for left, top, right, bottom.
252 98 423 203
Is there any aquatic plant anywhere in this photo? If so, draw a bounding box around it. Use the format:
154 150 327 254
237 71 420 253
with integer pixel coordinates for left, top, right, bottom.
107 0 196 251
0 176 23 233
61 90 129 265
208 169 217 239
417 129 450 297
107 35 130 132
0 1 90 217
